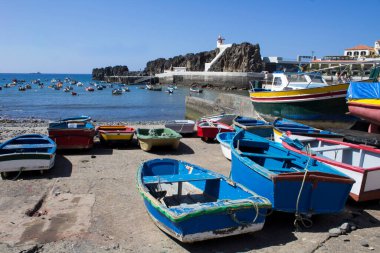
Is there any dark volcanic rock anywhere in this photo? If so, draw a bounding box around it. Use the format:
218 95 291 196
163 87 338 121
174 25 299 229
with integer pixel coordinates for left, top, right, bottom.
144 42 262 74
209 43 263 72
92 65 130 80
145 51 217 75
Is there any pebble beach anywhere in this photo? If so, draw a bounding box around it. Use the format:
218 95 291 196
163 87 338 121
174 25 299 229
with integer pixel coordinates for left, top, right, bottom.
0 119 379 253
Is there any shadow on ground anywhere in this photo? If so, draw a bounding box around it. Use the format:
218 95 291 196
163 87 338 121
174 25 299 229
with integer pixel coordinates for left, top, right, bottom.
147 142 195 155
174 204 380 253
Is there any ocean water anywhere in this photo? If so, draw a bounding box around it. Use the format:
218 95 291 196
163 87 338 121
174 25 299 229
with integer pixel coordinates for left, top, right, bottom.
0 73 245 121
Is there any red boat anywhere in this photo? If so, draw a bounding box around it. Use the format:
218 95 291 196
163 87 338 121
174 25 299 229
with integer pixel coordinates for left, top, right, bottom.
48 120 96 149
196 120 234 141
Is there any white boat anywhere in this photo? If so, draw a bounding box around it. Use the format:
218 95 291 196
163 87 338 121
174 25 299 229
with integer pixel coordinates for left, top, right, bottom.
0 134 56 179
281 135 380 202
199 113 236 125
216 132 235 160
164 120 195 134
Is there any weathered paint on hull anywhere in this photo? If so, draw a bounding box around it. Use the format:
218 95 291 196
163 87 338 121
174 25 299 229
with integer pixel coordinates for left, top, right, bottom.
48 129 95 150
252 97 357 129
348 100 380 126
0 155 55 173
144 199 265 243
138 138 180 151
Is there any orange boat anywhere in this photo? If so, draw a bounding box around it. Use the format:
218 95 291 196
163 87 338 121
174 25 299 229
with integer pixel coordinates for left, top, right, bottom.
97 126 135 144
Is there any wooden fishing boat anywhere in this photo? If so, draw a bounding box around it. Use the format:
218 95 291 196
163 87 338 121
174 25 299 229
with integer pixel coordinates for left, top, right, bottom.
0 134 56 178
136 128 182 151
272 118 343 143
230 130 354 215
196 120 234 142
86 86 94 92
281 135 380 202
233 116 273 138
137 158 271 242
48 118 95 149
200 113 236 125
112 88 123 95
164 120 195 134
97 125 135 144
250 72 357 129
216 132 235 160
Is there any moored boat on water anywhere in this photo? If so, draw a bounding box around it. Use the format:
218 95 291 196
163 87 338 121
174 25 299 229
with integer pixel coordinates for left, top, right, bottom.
0 134 56 179
146 84 162 91
48 117 95 149
272 118 343 143
281 135 380 202
164 120 195 134
97 125 135 144
196 120 234 142
230 130 354 215
233 116 273 138
137 158 271 242
136 128 182 151
249 72 357 129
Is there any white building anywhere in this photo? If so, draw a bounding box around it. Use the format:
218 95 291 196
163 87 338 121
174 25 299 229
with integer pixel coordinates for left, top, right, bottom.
344 41 378 57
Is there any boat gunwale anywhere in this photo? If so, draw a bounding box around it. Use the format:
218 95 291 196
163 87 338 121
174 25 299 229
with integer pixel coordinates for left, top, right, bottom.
0 134 57 155
282 140 380 173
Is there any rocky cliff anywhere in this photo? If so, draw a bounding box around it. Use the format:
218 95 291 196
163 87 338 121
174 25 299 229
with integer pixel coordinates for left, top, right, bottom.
144 42 262 74
144 51 217 75
92 65 130 80
209 43 263 72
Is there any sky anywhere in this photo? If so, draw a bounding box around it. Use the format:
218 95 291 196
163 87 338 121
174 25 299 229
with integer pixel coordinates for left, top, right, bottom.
0 0 378 74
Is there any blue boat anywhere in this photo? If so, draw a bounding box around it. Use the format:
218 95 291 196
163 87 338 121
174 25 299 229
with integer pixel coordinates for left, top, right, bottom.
233 116 273 138
230 130 354 215
0 134 56 178
216 132 235 160
272 118 343 143
55 115 91 123
137 158 271 242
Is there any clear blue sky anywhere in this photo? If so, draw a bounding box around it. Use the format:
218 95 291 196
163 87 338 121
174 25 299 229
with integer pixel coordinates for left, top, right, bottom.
0 0 378 74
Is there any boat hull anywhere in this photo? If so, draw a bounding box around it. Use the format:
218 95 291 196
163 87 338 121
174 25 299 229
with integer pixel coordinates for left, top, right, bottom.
48 129 95 149
138 138 180 151
143 199 265 242
282 138 380 202
0 154 55 173
216 132 234 160
164 120 195 134
97 126 135 144
231 131 354 215
348 99 380 126
137 158 271 242
250 85 357 129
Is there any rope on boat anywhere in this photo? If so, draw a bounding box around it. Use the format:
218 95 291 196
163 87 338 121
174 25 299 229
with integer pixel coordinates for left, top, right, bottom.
228 199 259 226
11 167 25 181
294 144 313 230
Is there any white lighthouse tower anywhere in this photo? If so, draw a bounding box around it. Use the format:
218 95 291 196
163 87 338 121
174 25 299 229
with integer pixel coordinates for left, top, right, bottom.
205 35 233 71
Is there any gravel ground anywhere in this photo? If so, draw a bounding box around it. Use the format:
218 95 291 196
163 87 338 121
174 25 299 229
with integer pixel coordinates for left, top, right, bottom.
0 120 379 253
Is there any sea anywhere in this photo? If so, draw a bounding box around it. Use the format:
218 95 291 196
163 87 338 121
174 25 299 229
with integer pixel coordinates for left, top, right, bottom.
0 73 246 122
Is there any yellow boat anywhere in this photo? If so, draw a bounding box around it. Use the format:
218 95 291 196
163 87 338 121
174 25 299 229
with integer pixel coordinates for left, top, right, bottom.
97 126 135 144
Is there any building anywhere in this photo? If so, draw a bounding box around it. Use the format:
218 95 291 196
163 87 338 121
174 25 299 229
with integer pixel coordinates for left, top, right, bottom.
344 42 378 57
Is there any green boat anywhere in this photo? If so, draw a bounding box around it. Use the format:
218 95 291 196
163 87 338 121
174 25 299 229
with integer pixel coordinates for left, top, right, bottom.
136 128 182 151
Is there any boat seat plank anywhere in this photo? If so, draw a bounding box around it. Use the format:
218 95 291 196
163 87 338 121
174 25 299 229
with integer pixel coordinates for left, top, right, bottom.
312 144 350 152
239 151 295 160
3 144 54 149
143 173 220 184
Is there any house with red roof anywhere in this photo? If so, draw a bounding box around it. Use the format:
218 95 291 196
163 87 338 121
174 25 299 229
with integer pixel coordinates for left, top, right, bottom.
344 41 380 57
